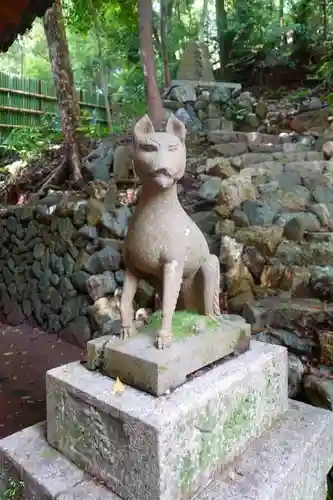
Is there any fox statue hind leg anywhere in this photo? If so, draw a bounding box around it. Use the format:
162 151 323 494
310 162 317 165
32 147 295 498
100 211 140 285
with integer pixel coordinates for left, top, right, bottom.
201 254 221 317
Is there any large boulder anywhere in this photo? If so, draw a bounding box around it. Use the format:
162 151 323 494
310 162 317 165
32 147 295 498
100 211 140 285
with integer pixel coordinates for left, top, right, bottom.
83 138 115 181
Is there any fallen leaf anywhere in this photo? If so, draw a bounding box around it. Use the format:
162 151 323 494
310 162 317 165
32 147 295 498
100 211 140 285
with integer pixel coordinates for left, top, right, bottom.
228 469 236 480
112 376 125 395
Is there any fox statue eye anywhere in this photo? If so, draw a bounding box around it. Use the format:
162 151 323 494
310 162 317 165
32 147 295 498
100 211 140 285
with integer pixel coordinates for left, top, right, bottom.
140 143 158 152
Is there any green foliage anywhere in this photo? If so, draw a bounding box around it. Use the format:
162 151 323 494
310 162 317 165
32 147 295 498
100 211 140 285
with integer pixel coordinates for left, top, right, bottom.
2 115 62 161
223 104 249 124
322 92 333 105
0 22 51 80
3 478 24 500
77 109 110 138
3 128 46 159
2 0 333 139
1 0 200 114
1 104 117 160
1 107 115 160
63 0 140 87
288 89 311 100
316 60 333 81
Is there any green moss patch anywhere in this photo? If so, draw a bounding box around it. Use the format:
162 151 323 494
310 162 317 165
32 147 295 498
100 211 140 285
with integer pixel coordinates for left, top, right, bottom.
178 392 258 494
180 453 197 494
141 311 221 341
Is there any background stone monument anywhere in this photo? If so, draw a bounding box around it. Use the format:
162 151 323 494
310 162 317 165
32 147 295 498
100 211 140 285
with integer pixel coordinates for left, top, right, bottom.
176 40 215 82
163 40 242 131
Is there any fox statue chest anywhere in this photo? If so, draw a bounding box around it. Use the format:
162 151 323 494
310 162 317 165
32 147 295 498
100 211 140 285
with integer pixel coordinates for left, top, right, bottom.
124 198 208 277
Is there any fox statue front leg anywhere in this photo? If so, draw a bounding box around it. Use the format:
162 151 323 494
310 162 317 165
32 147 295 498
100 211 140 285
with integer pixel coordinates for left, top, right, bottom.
155 259 183 349
120 269 139 339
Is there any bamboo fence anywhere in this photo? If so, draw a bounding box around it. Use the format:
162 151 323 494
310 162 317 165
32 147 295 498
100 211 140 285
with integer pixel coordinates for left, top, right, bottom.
0 71 107 137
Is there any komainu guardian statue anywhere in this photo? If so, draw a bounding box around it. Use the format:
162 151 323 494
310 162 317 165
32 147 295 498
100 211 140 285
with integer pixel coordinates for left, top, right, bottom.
120 113 221 349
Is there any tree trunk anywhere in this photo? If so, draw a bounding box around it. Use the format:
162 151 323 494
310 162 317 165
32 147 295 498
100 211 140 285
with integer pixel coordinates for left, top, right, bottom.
43 0 82 183
18 36 25 76
87 0 113 132
215 0 227 73
199 0 209 43
160 0 171 89
279 0 284 31
322 0 327 40
139 0 165 130
152 22 162 54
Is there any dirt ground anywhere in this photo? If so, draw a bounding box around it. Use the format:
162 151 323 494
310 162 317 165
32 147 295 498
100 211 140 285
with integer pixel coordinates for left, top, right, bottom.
0 320 84 439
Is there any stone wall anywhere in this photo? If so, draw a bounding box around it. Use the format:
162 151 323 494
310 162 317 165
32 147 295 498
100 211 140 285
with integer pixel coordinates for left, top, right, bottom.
0 197 140 346
193 128 333 405
162 82 325 135
163 85 266 132
201 132 333 310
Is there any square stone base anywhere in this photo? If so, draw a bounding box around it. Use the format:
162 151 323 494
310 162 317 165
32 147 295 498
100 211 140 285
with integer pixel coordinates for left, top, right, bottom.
1 401 332 500
87 313 251 395
46 342 288 500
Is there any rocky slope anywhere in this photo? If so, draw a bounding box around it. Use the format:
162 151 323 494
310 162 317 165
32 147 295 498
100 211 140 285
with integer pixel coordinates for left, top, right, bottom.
186 126 333 413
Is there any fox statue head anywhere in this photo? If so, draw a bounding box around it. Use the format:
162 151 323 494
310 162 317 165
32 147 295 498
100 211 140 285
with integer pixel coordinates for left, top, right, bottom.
132 113 187 189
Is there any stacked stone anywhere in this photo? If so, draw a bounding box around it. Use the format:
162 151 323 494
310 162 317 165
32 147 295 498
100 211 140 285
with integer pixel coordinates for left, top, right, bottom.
189 129 333 405
163 85 268 132
191 131 331 306
164 39 326 134
0 198 134 346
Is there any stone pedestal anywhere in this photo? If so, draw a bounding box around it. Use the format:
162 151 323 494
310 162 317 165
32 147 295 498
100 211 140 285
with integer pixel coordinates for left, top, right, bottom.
0 340 333 500
1 400 333 500
86 313 251 395
46 342 287 500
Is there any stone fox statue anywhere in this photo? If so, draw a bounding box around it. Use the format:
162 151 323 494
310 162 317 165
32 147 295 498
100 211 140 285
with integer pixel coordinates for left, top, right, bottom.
120 113 221 349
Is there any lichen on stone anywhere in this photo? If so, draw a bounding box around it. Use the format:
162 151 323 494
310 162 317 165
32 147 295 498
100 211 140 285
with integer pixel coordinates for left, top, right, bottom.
178 391 258 494
179 453 197 494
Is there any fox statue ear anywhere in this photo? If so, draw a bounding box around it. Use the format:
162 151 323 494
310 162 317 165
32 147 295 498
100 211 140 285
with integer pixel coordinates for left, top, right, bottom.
133 114 154 145
166 114 186 143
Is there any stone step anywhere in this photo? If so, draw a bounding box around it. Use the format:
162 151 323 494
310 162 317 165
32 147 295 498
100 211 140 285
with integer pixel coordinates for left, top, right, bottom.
171 80 242 90
0 401 332 500
234 150 323 166
199 400 333 500
0 422 118 500
243 297 333 334
46 341 288 500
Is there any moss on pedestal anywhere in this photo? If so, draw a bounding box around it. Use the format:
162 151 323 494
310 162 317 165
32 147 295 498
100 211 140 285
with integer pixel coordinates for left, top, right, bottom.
178 392 258 495
141 310 221 341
